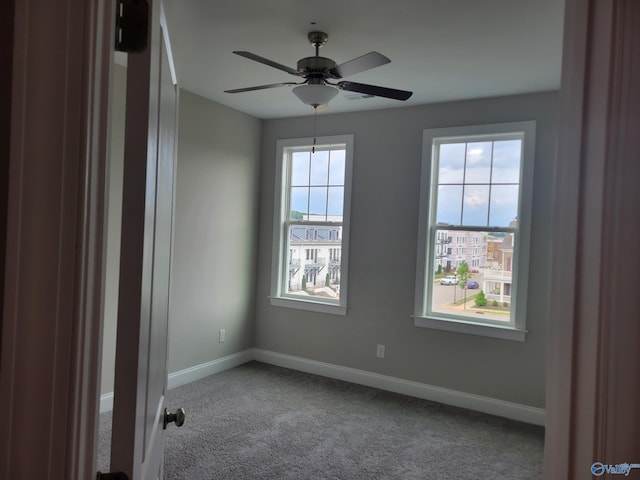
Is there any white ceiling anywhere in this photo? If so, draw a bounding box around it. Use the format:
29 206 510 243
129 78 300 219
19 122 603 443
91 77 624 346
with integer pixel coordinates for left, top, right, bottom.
162 0 565 120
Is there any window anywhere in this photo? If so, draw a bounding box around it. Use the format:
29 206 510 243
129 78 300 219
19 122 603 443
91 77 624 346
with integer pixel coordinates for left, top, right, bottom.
414 122 535 341
271 135 353 315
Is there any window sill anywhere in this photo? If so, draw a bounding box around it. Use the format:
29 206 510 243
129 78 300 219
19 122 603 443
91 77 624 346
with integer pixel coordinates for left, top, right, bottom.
413 315 526 341
270 296 347 316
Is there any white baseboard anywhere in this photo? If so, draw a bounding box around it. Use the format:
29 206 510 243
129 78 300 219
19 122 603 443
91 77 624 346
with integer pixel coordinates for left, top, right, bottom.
100 347 545 426
100 392 114 414
253 349 546 426
167 349 254 390
100 349 254 413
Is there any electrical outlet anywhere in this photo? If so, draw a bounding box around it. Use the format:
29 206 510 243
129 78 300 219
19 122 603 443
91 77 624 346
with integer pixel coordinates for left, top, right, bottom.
376 344 385 358
218 329 226 343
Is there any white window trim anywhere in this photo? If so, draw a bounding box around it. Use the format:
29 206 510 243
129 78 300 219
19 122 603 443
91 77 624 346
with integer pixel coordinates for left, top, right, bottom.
413 121 536 341
270 135 354 315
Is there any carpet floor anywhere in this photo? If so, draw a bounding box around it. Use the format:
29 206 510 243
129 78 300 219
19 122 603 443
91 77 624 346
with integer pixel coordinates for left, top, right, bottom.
98 361 544 479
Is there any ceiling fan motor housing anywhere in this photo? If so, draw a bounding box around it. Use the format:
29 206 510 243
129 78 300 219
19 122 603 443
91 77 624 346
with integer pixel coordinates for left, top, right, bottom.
297 57 337 82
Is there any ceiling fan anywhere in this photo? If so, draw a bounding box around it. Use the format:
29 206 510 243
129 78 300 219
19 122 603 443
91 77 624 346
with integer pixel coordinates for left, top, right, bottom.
224 31 413 108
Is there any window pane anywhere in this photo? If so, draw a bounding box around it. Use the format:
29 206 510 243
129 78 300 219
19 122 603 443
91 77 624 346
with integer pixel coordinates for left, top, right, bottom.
290 187 308 219
291 152 310 186
430 228 513 322
491 140 521 183
327 186 344 219
436 185 463 225
309 187 327 219
489 185 519 227
328 150 346 185
462 184 490 226
286 224 342 300
291 226 306 240
464 142 492 184
419 123 533 334
276 138 351 312
310 150 329 186
438 143 466 184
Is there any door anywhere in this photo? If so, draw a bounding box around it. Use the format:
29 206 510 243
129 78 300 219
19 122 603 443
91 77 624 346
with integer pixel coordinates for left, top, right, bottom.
110 2 179 479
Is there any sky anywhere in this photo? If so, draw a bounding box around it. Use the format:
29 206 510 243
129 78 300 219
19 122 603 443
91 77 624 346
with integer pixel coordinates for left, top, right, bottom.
435 139 521 227
289 148 346 220
286 140 521 227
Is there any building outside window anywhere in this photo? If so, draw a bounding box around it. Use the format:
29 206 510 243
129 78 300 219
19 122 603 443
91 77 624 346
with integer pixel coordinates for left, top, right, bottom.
270 135 354 315
414 122 535 341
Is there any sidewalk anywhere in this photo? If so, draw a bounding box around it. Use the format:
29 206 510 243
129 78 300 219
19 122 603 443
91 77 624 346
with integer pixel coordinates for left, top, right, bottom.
441 293 510 318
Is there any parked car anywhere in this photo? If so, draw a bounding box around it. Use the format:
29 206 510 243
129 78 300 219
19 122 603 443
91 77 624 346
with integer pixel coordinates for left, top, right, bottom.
466 280 479 289
440 275 457 285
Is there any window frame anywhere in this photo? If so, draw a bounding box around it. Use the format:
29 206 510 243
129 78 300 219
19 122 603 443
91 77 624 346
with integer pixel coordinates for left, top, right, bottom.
414 122 536 341
270 135 354 315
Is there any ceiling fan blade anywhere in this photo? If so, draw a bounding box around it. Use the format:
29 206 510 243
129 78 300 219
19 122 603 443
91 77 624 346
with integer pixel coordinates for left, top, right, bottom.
336 81 413 101
224 82 300 94
330 52 390 78
233 51 301 76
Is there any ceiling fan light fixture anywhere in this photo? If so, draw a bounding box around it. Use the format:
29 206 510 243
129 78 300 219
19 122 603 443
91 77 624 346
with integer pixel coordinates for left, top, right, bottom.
227 32 413 108
292 84 339 107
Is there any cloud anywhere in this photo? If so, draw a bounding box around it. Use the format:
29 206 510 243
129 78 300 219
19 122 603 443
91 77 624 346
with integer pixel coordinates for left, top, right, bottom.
464 192 487 206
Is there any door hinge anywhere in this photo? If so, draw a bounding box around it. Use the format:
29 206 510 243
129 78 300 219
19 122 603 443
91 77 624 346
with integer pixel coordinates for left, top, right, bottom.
97 472 129 480
115 0 149 53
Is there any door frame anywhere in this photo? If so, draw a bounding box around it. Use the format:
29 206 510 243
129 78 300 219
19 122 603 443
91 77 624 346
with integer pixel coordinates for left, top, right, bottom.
2 0 639 478
0 0 114 478
545 0 640 477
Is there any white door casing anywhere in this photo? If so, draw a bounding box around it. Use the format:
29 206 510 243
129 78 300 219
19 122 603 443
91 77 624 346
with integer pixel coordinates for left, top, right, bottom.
544 0 640 477
0 0 113 478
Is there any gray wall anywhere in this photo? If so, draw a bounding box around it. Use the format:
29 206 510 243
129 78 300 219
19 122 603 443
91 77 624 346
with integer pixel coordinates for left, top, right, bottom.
103 81 555 409
102 74 261 395
168 90 261 371
255 92 558 409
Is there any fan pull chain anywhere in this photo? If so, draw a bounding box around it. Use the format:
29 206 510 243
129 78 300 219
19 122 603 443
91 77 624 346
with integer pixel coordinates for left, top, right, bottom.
312 106 318 153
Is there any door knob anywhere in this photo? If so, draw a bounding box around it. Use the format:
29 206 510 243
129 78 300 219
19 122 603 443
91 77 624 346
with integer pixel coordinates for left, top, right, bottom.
163 407 185 429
